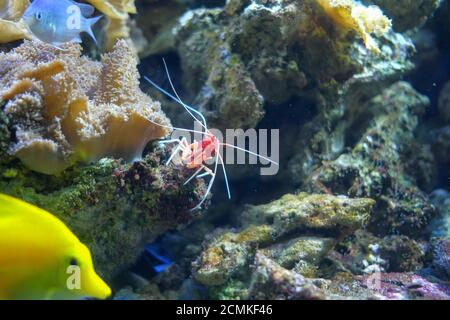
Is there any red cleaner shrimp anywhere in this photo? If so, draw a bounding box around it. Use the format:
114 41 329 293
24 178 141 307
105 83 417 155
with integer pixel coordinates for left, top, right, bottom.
144 59 278 211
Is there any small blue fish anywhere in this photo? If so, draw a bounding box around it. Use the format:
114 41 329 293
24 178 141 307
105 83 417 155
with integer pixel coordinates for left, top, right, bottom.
23 0 102 46
145 244 172 273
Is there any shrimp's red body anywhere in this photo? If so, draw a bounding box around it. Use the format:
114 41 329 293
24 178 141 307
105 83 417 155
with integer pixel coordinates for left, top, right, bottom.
183 132 219 169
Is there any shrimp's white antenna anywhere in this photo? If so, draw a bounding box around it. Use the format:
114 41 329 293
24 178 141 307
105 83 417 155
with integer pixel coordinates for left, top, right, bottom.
144 76 209 134
161 59 208 131
144 75 183 105
144 60 208 133
221 143 279 166
144 116 214 137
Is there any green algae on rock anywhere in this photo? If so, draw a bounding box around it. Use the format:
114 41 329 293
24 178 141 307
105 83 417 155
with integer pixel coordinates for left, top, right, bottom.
328 230 426 275
175 7 265 129
193 193 375 289
241 193 374 234
0 146 208 282
307 82 436 237
427 237 450 281
0 109 11 165
248 253 325 300
261 236 335 275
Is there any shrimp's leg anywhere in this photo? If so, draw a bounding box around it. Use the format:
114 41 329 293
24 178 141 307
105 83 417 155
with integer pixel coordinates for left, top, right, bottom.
196 166 214 178
159 139 182 145
184 166 205 186
165 137 193 166
166 144 182 165
155 138 182 164
191 153 219 211
162 138 184 165
218 153 231 200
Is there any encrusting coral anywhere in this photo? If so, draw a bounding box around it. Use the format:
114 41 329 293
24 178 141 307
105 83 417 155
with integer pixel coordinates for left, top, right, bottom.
0 39 170 174
316 0 392 53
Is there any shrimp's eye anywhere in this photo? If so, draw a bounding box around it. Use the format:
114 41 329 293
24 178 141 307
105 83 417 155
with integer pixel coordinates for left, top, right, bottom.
35 12 42 20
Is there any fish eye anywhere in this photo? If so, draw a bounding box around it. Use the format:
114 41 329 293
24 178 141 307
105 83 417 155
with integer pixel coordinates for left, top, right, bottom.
35 12 42 20
69 258 78 266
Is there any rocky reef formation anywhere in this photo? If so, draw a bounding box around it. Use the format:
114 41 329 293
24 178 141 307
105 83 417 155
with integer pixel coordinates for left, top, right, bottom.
0 40 169 174
192 193 375 297
306 82 436 237
138 0 414 131
107 0 449 300
0 0 448 300
434 82 450 182
439 81 450 122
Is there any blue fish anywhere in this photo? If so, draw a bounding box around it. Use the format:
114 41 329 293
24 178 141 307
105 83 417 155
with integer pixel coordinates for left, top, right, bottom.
145 244 172 274
22 0 102 46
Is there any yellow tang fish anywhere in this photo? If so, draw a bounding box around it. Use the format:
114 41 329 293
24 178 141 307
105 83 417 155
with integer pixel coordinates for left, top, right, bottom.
0 193 111 300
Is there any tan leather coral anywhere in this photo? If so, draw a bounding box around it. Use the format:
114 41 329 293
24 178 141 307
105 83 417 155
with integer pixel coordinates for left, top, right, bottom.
86 0 136 20
85 0 137 51
0 0 32 43
0 39 170 174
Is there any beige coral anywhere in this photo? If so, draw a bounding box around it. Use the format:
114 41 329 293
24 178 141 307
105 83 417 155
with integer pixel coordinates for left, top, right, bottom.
0 0 32 43
0 40 170 174
317 0 392 53
104 17 134 55
86 0 136 20
85 0 137 51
